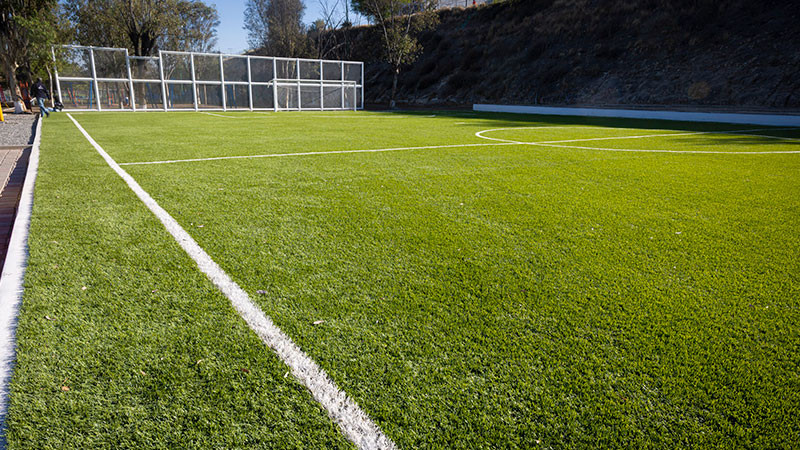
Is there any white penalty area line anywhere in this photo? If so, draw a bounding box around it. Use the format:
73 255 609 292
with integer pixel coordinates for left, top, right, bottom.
66 113 395 450
118 142 519 166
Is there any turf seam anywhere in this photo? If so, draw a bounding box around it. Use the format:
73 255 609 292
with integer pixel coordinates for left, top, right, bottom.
66 113 396 450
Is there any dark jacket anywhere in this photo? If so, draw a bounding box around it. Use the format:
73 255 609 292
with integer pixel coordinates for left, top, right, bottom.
32 82 50 100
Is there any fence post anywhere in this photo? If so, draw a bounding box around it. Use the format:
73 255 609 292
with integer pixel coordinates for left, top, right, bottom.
125 49 136 111
159 51 168 111
360 62 364 110
247 56 253 111
190 53 198 111
319 60 324 110
220 54 227 111
296 58 301 111
52 46 63 110
272 58 278 112
340 61 345 109
89 47 101 111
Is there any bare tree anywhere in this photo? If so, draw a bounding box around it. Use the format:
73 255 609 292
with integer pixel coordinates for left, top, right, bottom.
308 0 346 59
244 0 309 57
352 0 438 107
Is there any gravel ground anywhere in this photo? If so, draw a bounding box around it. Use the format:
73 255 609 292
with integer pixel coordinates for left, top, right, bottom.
0 113 37 146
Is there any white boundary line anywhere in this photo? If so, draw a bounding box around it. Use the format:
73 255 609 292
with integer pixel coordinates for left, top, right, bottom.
118 142 519 166
66 113 395 450
0 117 42 445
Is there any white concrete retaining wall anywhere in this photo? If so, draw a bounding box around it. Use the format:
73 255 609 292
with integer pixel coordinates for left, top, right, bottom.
473 104 800 127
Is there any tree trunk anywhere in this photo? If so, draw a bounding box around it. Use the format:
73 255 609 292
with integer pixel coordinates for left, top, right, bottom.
390 66 400 109
4 61 27 113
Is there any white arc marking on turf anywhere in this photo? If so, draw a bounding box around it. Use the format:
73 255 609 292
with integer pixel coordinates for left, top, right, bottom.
118 142 519 166
474 126 580 143
475 126 800 153
67 114 396 450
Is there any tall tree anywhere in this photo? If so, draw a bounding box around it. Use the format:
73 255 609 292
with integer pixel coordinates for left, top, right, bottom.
244 0 309 57
352 0 438 108
1 0 62 112
64 0 219 57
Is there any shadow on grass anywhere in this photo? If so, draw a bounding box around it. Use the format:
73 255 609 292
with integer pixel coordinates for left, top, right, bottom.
420 109 800 136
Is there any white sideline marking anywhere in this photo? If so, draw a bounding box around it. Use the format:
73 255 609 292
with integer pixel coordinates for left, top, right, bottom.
118 142 519 166
0 118 42 446
66 114 395 450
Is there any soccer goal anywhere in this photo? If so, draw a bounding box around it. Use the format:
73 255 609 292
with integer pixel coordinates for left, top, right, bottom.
52 45 364 112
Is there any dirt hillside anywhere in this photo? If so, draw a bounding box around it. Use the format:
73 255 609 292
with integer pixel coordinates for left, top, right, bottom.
334 0 800 109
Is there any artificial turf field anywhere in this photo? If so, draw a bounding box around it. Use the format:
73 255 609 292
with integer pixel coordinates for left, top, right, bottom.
6 110 800 448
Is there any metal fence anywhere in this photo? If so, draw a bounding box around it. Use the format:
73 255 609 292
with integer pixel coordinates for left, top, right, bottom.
436 0 493 9
53 45 364 112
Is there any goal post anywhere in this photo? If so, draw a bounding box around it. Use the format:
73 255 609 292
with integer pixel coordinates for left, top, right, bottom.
270 78 358 111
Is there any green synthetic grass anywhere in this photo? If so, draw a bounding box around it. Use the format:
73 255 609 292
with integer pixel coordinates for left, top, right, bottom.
6 117 352 449
8 110 800 448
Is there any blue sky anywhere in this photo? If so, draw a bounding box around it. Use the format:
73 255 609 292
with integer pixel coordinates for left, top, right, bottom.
211 0 360 54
